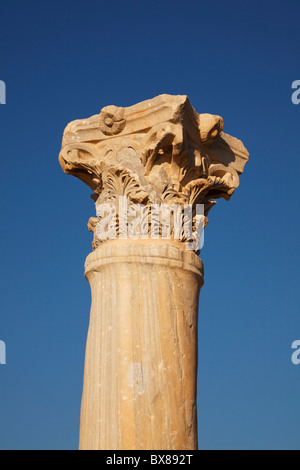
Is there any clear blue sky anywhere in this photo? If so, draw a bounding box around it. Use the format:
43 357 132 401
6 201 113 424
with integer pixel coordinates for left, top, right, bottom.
0 0 300 450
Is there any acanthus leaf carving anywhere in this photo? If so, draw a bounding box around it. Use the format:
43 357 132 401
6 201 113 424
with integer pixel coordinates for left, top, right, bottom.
59 94 249 253
101 167 150 205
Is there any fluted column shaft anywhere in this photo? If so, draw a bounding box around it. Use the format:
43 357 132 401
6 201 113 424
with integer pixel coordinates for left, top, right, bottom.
79 240 204 450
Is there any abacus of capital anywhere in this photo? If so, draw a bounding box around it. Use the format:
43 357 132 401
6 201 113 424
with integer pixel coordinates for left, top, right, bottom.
59 95 249 450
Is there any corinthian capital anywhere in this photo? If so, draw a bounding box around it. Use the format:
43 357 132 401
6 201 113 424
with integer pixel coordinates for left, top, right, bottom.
59 94 249 251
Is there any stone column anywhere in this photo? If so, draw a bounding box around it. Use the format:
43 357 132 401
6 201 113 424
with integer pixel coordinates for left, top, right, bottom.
59 95 249 450
79 240 203 450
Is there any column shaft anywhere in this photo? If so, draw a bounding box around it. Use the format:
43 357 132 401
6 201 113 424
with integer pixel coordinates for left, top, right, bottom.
79 240 204 450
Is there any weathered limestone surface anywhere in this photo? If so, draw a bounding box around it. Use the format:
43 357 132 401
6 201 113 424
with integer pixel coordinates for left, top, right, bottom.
59 95 249 450
80 240 203 450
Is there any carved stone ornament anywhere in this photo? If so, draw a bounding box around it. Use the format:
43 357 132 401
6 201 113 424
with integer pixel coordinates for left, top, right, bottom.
59 95 249 252
59 95 249 450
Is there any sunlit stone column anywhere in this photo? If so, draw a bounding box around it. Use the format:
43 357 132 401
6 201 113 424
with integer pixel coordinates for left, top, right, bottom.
59 94 249 450
79 240 203 450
